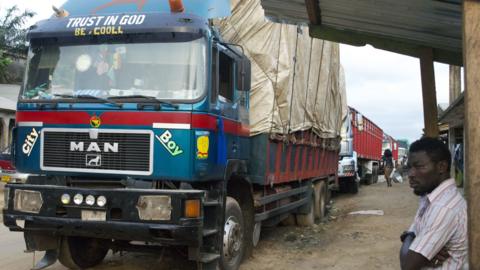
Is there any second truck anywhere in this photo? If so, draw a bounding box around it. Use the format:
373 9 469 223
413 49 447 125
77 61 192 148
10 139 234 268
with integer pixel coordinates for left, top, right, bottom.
337 107 383 193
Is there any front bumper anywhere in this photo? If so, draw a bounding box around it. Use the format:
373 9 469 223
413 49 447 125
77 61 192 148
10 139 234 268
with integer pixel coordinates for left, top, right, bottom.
3 184 205 247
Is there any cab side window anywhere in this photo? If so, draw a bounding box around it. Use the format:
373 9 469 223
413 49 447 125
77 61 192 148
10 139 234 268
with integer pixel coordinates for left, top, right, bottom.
218 51 234 102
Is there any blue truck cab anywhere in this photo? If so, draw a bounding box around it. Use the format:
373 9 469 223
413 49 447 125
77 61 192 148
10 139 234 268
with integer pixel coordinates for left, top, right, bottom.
3 1 338 270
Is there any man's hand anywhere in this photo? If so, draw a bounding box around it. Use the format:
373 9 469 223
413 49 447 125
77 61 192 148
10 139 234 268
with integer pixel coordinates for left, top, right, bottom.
430 247 450 267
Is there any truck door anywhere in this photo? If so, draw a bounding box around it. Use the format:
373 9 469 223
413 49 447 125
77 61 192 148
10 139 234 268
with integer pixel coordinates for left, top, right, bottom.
211 44 239 159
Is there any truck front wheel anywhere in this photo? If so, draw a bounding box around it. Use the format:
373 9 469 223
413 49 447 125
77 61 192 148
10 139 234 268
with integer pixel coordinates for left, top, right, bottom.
221 197 245 270
58 236 109 269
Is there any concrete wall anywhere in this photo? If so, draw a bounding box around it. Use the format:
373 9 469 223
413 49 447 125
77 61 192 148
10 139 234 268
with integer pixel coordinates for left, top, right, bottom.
0 84 19 150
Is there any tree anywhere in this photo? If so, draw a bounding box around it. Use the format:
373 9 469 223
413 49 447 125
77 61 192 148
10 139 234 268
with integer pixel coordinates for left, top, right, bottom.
0 5 35 83
0 5 35 55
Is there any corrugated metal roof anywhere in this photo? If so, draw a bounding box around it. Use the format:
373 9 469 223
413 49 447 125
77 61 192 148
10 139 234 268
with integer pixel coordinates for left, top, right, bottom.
260 0 462 65
439 92 464 126
0 84 19 111
0 97 16 112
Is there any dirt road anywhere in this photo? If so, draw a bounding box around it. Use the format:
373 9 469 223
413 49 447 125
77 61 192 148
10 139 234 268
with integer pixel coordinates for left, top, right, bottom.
241 179 417 270
0 179 418 270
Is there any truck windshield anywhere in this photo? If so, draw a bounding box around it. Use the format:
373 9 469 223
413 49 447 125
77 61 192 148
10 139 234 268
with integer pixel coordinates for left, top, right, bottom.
21 38 206 102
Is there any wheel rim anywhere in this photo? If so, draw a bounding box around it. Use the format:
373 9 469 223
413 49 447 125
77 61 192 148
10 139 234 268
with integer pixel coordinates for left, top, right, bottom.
223 216 243 262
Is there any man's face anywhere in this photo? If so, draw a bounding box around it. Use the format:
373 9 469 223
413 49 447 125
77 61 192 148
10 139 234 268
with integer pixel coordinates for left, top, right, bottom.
407 151 442 196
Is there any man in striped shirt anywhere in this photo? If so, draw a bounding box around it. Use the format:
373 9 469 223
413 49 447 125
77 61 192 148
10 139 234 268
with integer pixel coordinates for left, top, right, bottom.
400 137 467 270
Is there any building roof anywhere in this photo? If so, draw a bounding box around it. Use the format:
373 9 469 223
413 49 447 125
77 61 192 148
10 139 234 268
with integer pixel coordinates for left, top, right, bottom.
438 92 464 127
260 0 462 66
0 97 16 112
0 84 20 111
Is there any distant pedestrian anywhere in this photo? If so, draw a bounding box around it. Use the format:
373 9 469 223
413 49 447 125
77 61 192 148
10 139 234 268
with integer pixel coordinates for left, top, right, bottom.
383 149 394 187
399 137 467 270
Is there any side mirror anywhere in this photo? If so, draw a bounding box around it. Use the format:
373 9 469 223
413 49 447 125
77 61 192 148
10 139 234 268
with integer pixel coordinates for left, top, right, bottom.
237 57 251 92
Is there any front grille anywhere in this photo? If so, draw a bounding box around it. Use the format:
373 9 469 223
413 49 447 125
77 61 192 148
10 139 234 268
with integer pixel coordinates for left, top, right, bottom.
42 129 151 174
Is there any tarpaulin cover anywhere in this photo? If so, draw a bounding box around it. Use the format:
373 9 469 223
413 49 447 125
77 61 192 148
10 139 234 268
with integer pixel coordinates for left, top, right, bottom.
215 0 347 138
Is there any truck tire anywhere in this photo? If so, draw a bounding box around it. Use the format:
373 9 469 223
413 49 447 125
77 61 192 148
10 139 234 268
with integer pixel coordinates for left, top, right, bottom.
221 197 245 270
296 195 315 226
372 166 379 184
313 181 326 219
349 177 359 194
280 214 297 226
58 236 109 269
364 173 373 185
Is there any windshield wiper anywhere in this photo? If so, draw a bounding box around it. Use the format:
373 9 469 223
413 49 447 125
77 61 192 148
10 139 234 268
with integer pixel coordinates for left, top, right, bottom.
109 95 179 109
53 94 122 108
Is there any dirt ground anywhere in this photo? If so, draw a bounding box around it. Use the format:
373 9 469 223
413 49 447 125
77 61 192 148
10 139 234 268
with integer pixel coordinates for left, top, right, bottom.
0 179 419 270
240 179 417 270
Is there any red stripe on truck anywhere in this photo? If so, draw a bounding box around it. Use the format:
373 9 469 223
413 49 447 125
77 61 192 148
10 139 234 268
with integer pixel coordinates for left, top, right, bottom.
16 111 250 136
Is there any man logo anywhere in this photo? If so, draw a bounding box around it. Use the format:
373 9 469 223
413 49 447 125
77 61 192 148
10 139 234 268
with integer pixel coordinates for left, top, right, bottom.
86 154 102 167
90 115 101 128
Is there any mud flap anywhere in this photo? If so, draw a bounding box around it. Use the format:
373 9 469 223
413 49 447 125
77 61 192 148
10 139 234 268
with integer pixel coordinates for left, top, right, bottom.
31 249 58 270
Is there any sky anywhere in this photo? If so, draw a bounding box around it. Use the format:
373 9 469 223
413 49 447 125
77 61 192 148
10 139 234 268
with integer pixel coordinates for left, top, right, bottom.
1 0 455 143
341 44 452 143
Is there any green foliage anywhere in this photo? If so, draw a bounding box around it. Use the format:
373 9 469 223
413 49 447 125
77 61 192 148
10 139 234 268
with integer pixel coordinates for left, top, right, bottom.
0 5 35 55
0 5 35 83
0 51 13 83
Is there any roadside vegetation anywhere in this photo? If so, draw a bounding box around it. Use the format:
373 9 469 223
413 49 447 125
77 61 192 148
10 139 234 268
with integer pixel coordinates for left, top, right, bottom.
0 5 35 83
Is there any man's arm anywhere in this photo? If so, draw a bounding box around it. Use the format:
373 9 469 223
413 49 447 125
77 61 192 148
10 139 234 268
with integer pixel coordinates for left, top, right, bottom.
400 240 431 269
400 233 451 270
401 206 458 269
400 233 430 270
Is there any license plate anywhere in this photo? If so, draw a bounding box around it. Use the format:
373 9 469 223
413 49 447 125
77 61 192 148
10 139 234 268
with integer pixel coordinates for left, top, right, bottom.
81 210 106 221
1 175 11 183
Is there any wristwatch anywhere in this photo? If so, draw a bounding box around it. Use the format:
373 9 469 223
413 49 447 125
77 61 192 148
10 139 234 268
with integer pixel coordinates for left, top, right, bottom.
400 231 416 242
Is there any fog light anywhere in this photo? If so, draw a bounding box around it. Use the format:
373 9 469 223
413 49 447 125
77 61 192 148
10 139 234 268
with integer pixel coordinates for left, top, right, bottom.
61 194 71 205
15 219 25 229
3 187 10 210
136 195 172 221
184 199 201 218
85 195 95 206
96 196 107 207
73 194 83 205
14 189 43 214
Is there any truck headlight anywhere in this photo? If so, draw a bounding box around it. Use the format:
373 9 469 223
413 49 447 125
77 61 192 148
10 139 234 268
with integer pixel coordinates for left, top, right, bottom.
73 194 84 205
96 196 107 207
61 194 71 205
14 190 43 214
136 195 172 221
3 187 9 210
85 195 95 206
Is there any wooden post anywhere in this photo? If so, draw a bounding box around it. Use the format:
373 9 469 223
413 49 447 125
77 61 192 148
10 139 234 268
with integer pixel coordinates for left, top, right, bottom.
463 1 480 268
449 65 461 104
419 48 439 138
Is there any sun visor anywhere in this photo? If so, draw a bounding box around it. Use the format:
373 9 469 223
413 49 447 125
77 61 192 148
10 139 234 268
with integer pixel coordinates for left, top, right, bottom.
27 12 207 40
60 0 230 18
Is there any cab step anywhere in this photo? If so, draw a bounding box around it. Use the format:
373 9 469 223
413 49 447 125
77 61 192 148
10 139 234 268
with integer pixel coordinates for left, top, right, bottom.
199 252 221 263
203 229 218 237
203 200 221 207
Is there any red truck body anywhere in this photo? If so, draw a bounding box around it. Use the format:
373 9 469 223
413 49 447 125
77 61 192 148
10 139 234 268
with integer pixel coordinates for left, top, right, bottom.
383 134 399 161
350 107 383 161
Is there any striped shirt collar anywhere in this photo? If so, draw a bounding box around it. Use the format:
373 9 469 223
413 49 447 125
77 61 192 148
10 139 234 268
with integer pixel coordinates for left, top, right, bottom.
426 178 456 204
